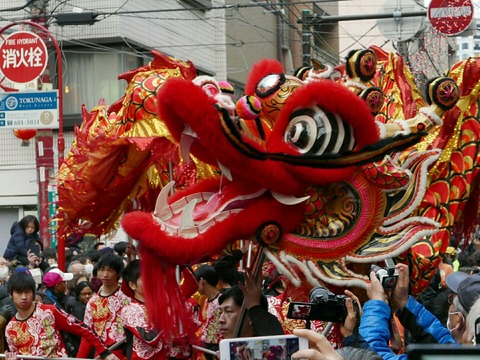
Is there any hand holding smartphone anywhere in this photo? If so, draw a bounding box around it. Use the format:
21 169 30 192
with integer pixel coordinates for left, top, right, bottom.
29 243 41 257
292 328 343 360
219 334 308 360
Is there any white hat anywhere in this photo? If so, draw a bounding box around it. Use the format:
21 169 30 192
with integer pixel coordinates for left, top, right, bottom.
49 267 74 282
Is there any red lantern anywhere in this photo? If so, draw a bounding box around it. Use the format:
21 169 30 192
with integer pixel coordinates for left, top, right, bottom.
13 129 37 147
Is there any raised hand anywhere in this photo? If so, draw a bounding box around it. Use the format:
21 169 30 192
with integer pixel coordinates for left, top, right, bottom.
340 290 362 337
238 269 262 309
392 263 409 310
292 328 343 360
367 271 388 303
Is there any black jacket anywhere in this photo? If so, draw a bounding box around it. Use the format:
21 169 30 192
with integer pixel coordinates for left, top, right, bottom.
3 222 42 265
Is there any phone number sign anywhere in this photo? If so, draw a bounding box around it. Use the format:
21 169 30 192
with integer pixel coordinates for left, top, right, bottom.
0 31 48 83
0 91 59 129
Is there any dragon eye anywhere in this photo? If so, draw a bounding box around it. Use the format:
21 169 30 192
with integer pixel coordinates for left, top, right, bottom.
255 74 286 98
285 106 355 156
285 115 318 153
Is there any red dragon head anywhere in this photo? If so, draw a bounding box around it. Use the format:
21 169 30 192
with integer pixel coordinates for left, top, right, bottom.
121 58 425 338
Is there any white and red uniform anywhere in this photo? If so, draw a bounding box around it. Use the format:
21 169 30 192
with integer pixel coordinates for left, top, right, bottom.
6 303 110 358
78 287 131 359
121 299 167 359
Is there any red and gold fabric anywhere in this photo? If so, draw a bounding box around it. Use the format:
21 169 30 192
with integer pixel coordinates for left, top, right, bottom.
121 300 167 360
6 304 109 358
196 294 222 346
78 288 131 359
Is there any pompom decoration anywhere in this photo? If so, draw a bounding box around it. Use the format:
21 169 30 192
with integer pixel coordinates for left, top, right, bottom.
236 95 261 120
218 80 234 95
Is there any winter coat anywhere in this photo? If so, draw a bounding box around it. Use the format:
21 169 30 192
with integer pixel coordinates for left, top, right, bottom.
359 296 455 360
3 222 41 263
66 300 89 357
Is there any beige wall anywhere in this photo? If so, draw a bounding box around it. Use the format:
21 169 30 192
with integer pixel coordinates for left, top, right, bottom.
225 1 279 86
225 1 341 86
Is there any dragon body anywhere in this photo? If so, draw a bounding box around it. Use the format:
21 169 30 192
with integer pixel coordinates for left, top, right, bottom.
56 51 217 243
57 47 480 339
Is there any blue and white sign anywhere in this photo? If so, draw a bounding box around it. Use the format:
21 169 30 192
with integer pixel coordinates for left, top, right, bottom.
0 90 59 129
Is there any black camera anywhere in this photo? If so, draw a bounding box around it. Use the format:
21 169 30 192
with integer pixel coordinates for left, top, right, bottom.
371 258 398 290
287 287 354 323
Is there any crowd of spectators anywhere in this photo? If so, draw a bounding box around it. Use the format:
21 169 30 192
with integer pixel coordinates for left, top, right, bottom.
2 216 480 359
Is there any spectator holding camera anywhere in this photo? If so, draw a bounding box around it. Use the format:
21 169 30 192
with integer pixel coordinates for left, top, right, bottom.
337 290 371 349
360 263 455 359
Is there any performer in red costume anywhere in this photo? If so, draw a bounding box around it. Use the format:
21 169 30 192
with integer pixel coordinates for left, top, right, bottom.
121 259 167 359
6 272 119 359
194 264 223 359
77 254 131 359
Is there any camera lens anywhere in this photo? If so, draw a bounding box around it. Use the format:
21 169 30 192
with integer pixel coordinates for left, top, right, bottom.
309 287 331 304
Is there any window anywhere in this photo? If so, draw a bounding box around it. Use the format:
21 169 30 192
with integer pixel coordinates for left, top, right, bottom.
180 0 212 10
462 43 469 50
62 47 144 115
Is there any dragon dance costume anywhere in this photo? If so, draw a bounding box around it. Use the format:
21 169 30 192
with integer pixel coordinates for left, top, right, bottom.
56 47 480 348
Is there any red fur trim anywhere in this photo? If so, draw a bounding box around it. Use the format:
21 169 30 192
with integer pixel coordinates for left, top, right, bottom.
157 78 211 142
157 78 225 166
122 197 305 265
245 59 284 95
157 78 309 195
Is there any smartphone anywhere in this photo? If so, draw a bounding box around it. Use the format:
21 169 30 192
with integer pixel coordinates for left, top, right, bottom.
29 244 41 257
287 299 349 323
219 334 308 360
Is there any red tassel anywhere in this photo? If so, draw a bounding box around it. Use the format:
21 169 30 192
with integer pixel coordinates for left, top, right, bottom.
141 247 195 341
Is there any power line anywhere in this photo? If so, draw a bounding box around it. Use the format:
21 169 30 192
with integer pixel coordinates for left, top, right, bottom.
12 0 352 21
0 0 36 12
92 0 352 16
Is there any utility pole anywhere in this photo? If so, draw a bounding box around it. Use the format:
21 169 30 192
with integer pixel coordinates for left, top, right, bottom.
29 1 56 251
397 40 409 63
301 9 312 67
